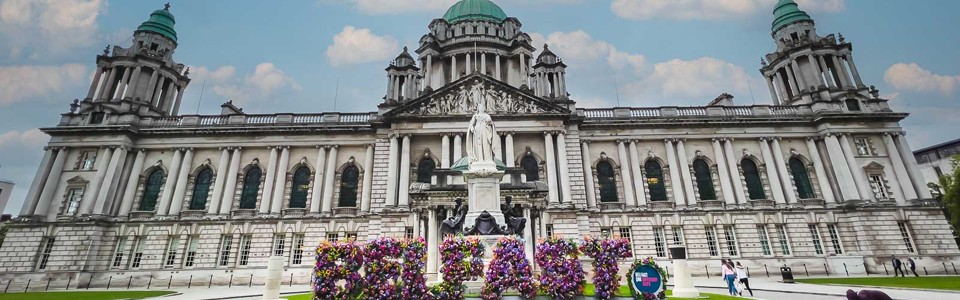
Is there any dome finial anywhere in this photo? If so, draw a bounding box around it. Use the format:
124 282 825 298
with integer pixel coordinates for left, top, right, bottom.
164 2 170 11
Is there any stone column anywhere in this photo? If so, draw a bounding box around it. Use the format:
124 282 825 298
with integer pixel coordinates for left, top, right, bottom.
494 133 504 163
386 136 399 207
151 78 166 107
481 52 487 74
723 139 747 203
167 148 194 215
113 67 131 100
505 133 515 167
557 133 572 203
581 142 597 208
361 145 375 213
807 55 824 86
94 147 127 215
453 134 463 164
831 55 851 88
839 134 872 199
523 207 534 263
98 67 116 100
426 55 433 87
805 138 836 203
758 138 786 204
894 134 933 199
882 134 915 203
519 53 527 84
628 141 646 207
219 148 242 214
774 72 789 102
172 86 185 115
783 66 800 97
207 149 231 215
35 148 67 220
824 134 859 200
161 79 176 112
495 54 502 80
559 72 566 98
766 76 779 105
451 55 458 81
790 61 806 92
86 67 104 99
398 135 412 207
466 53 472 74
844 54 864 87
712 139 736 205
544 132 559 204
771 138 797 204
676 140 696 205
260 147 280 214
310 147 327 213
426 208 439 281
617 141 636 207
143 71 159 102
441 135 451 168
665 140 686 206
80 147 113 215
21 148 55 216
818 56 835 88
385 75 393 100
119 149 147 216
321 146 339 214
271 146 291 214
123 66 142 99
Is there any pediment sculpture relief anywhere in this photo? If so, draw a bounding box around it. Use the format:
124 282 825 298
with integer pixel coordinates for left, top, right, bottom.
410 79 547 116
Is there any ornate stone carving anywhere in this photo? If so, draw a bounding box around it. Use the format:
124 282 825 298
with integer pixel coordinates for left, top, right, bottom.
411 79 546 115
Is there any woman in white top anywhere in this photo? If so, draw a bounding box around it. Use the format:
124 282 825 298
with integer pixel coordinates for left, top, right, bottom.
735 261 753 296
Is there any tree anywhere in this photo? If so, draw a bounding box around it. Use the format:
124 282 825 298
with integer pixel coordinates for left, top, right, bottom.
933 155 960 248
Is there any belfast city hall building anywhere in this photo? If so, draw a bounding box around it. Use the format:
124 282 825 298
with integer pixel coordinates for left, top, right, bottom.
1 0 958 285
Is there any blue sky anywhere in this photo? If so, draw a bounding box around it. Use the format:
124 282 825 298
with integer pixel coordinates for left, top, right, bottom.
1 0 958 214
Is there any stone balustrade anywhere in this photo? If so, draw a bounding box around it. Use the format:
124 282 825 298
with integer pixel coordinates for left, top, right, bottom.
136 112 375 128
579 100 894 121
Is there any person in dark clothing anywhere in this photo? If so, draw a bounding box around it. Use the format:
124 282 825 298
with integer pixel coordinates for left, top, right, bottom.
846 289 893 300
907 257 919 277
891 256 904 277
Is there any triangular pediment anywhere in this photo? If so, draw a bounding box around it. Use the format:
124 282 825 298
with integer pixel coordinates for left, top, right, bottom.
385 74 570 118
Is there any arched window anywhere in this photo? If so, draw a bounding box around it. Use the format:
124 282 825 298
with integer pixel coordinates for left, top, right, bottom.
693 159 717 201
339 166 360 207
239 168 262 209
596 161 618 203
645 161 668 201
521 155 539 181
416 158 436 183
139 169 164 211
741 159 765 200
289 167 311 208
188 168 213 210
790 158 815 199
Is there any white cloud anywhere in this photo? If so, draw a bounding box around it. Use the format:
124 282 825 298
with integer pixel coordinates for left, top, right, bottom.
197 63 300 105
884 63 960 95
246 63 301 94
0 64 88 105
633 57 752 100
530 30 646 74
610 0 843 21
0 0 104 60
0 128 46 150
190 65 237 83
326 26 399 66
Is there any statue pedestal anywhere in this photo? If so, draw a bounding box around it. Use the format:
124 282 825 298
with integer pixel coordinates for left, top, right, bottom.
670 258 700 298
462 161 505 231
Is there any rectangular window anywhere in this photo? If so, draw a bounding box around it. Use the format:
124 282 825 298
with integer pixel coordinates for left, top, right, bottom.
184 235 199 267
809 224 824 255
934 166 944 178
64 188 84 215
79 151 97 170
292 234 305 265
326 233 339 241
776 225 792 255
600 227 612 238
898 222 916 253
868 174 890 200
854 137 874 156
827 224 844 254
723 226 739 257
112 237 127 268
545 225 554 238
36 237 55 270
671 226 685 246
131 237 146 269
218 235 233 267
653 227 666 257
404 227 414 239
164 236 180 267
273 234 286 256
239 234 253 266
618 227 632 241
757 225 772 256
705 226 720 257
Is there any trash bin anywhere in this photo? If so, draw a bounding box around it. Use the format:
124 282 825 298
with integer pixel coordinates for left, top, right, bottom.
780 266 795 283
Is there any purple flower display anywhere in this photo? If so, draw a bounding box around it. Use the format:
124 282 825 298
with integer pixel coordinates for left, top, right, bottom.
363 237 403 299
435 236 485 300
535 237 585 299
313 240 365 299
480 237 537 299
580 238 632 300
399 237 433 300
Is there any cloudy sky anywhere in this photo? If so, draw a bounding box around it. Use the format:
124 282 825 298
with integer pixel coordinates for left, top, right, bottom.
1 0 958 214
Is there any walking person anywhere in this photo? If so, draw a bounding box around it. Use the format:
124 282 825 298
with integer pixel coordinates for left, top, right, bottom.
907 257 919 277
891 256 904 277
721 259 737 296
736 261 754 296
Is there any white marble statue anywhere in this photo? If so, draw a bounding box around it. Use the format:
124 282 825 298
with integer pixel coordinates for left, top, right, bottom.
465 83 500 166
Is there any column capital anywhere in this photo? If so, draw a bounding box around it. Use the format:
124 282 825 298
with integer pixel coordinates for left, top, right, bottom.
805 136 821 142
581 140 592 145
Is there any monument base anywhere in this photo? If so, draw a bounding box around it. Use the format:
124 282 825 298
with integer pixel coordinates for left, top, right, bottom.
671 258 700 298
462 162 506 231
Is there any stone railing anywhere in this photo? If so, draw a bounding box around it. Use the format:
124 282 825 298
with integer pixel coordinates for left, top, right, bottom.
138 112 374 128
580 104 817 120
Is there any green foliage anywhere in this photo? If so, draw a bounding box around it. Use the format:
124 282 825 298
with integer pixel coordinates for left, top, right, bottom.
936 155 960 238
0 291 173 300
797 276 960 291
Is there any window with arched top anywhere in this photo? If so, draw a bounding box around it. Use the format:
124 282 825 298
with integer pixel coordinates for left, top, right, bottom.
239 168 262 209
416 158 436 183
339 166 360 207
289 167 311 209
790 158 815 199
693 159 717 201
521 155 539 181
139 169 165 211
597 161 618 203
645 160 668 201
188 168 212 210
741 159 765 200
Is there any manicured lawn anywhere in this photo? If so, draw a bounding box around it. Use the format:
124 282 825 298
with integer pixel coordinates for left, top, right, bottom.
796 276 960 291
282 293 312 300
0 291 174 300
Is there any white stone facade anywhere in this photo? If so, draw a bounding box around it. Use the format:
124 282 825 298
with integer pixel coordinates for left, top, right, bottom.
1 1 958 288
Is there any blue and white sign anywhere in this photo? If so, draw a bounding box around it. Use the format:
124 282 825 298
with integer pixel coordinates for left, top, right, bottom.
632 264 664 296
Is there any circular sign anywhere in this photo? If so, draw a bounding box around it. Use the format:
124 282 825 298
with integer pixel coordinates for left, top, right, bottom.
632 264 664 296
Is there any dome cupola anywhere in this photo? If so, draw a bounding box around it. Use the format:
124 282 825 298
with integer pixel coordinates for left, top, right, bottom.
443 0 507 23
771 0 813 33
136 3 177 42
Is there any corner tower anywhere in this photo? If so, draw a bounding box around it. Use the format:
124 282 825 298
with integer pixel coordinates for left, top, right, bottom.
761 0 871 106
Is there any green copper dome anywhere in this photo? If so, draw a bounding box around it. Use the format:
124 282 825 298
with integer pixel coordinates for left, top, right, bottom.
136 5 177 42
771 0 813 33
443 0 507 23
